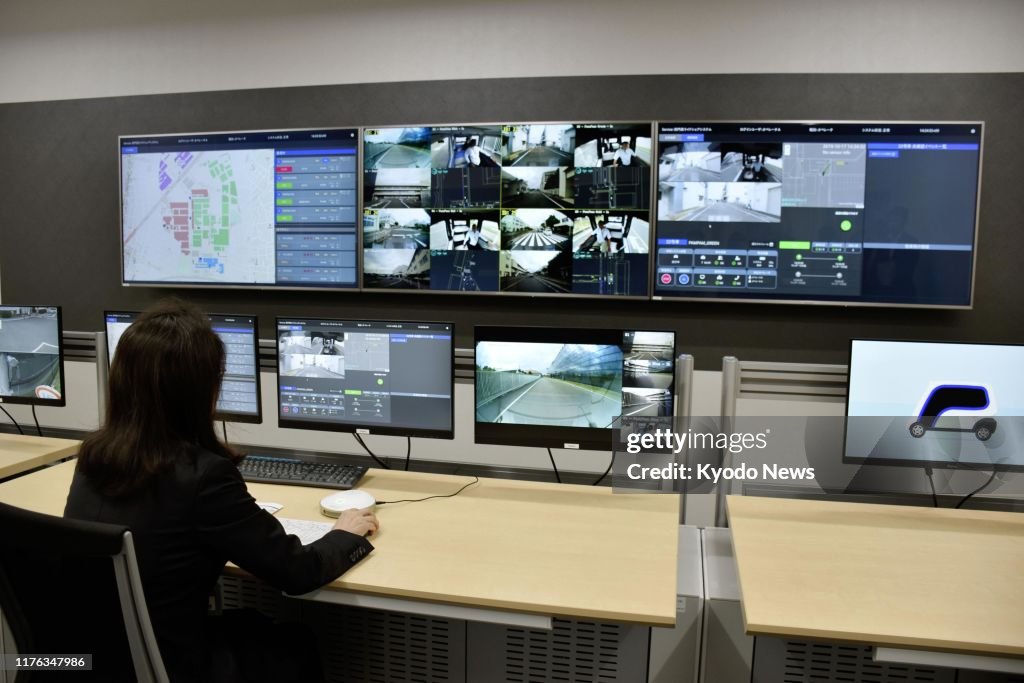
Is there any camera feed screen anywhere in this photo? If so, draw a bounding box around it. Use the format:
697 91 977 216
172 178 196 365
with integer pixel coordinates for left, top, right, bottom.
363 123 653 298
277 318 454 438
0 306 63 404
474 327 674 449
653 122 982 307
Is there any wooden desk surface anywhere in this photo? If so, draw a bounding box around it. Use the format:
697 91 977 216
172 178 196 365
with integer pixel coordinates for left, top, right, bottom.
727 495 1024 657
0 460 680 626
0 434 80 479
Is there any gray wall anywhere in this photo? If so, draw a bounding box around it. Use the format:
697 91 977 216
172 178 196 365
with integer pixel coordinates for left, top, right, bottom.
1 73 1022 369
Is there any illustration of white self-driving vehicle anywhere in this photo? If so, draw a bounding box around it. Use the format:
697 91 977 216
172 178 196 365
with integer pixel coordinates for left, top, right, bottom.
909 385 997 441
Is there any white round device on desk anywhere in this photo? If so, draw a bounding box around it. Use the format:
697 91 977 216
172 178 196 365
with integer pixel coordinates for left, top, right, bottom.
320 490 376 518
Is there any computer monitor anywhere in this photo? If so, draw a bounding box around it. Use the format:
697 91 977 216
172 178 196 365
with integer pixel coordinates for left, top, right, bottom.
120 127 359 289
474 327 676 450
105 311 262 424
276 318 454 439
652 121 983 308
363 122 653 298
844 339 1024 472
0 306 65 406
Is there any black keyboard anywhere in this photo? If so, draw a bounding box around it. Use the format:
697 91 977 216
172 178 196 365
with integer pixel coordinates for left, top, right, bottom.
238 455 367 490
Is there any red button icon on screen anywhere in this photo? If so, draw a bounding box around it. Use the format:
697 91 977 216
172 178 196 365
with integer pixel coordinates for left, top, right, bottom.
660 273 673 285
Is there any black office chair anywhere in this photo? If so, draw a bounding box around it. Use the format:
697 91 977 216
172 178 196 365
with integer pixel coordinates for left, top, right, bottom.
0 502 168 682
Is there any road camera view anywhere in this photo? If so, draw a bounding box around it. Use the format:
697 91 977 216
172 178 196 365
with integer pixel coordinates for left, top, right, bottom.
503 125 575 166
0 307 62 400
621 331 675 417
363 248 431 289
278 330 346 379
363 209 430 249
475 341 623 427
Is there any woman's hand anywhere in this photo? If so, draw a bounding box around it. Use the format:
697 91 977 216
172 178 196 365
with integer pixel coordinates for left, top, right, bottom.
333 508 380 537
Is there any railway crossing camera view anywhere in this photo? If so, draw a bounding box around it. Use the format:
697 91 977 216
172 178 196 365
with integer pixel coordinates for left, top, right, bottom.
278 330 346 379
0 307 62 401
475 342 623 428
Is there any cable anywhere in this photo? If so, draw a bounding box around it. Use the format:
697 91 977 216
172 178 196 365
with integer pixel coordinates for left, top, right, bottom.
546 447 562 484
924 466 939 508
353 433 391 470
30 405 43 437
405 436 411 472
221 420 228 444
377 477 479 505
593 452 614 486
955 469 999 510
0 406 24 435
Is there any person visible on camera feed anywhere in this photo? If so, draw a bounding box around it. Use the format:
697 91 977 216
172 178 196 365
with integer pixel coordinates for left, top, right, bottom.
613 140 635 167
65 299 379 683
463 138 482 167
321 336 339 355
596 220 613 254
465 222 484 250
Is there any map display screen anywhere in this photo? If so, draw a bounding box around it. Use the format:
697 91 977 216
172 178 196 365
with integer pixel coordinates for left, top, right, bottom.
653 122 983 307
120 128 359 289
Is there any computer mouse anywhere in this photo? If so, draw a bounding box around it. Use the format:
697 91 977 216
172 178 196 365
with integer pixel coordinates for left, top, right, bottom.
320 490 376 518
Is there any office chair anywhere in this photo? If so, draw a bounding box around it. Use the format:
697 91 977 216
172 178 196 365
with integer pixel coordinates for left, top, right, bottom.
0 502 168 683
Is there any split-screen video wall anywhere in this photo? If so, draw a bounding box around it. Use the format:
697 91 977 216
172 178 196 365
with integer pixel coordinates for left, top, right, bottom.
119 121 984 308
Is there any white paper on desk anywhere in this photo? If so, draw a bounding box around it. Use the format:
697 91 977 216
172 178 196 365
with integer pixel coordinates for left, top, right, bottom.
279 517 333 545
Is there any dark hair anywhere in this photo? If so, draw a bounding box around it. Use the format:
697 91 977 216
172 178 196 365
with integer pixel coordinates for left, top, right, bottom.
464 138 477 148
78 299 238 496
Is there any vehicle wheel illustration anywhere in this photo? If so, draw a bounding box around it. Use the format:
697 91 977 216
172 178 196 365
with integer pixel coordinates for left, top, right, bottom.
909 422 926 438
973 419 996 441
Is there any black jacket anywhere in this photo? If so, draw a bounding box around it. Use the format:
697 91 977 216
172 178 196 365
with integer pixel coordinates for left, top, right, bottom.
64 448 373 681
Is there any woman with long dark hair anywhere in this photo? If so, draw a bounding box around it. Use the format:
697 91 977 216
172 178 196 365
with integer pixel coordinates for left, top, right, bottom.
65 299 378 681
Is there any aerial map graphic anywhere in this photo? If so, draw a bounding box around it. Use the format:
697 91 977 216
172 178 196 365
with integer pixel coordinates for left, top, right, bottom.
122 149 276 284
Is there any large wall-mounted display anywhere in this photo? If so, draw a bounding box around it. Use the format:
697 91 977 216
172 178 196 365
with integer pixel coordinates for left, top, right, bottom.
120 128 360 289
652 122 983 308
362 122 653 298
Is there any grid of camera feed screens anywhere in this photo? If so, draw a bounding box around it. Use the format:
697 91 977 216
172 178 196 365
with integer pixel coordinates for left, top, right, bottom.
0 306 64 405
844 340 1024 472
653 123 982 306
362 123 653 297
276 318 454 438
120 128 360 289
474 327 675 450
104 312 262 422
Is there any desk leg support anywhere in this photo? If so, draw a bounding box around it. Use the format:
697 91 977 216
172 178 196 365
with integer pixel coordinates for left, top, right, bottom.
292 590 554 630
873 647 1024 676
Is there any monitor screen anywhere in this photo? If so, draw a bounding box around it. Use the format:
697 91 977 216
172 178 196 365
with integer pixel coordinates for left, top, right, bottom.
844 339 1024 471
276 318 454 439
363 123 653 298
0 306 65 406
652 122 982 307
105 311 262 423
120 128 359 289
474 327 676 450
